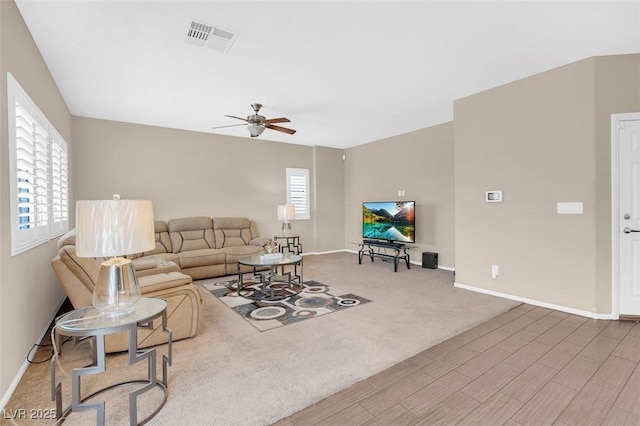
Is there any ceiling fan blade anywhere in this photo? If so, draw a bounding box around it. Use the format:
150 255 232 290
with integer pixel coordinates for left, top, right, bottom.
266 124 297 135
224 115 248 122
264 117 290 124
212 123 247 130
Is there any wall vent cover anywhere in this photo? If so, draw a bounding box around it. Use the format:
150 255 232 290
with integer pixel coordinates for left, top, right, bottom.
184 19 238 53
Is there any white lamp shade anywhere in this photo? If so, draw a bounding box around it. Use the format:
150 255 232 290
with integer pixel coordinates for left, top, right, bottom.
76 199 155 257
277 203 296 222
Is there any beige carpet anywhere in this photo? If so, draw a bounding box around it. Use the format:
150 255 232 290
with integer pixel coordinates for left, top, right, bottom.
3 252 519 425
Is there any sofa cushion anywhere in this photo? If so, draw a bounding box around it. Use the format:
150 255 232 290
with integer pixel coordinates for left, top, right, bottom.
223 245 266 275
223 245 265 261
139 252 180 264
177 248 226 269
213 217 255 248
133 258 181 276
168 217 215 253
138 271 193 293
147 220 173 254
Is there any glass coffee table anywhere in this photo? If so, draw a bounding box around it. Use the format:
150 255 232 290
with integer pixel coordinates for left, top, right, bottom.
236 253 303 301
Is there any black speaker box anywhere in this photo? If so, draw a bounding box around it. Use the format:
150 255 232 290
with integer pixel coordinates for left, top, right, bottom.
422 252 438 269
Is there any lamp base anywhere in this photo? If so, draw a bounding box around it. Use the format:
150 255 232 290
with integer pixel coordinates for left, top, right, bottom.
281 222 292 235
93 258 141 316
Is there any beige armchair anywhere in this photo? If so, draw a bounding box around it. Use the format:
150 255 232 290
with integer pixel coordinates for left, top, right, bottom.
51 233 201 353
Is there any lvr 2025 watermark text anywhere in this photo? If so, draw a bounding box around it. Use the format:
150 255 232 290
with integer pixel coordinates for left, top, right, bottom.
2 408 57 420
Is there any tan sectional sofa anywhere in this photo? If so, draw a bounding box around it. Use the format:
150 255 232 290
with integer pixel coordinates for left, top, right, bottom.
131 216 271 279
50 216 270 352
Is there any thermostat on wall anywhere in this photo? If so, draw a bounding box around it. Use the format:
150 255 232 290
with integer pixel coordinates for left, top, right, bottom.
485 190 503 203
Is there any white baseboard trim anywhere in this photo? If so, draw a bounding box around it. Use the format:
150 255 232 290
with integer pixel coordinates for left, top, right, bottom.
411 261 455 272
0 360 32 413
454 282 615 320
0 296 67 411
303 249 349 256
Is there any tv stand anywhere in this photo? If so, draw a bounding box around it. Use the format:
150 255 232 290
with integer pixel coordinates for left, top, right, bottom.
358 239 410 272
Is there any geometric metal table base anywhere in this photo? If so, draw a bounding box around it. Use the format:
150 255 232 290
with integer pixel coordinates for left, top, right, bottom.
237 254 304 301
51 299 172 426
273 234 302 255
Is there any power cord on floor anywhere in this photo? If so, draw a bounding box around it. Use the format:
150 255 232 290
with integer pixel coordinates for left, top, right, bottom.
26 332 71 364
26 298 75 364
26 340 54 364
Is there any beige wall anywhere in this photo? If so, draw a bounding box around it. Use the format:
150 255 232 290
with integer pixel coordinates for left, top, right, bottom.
594 55 640 313
454 54 640 315
72 117 345 254
312 146 346 252
344 122 455 268
0 0 72 403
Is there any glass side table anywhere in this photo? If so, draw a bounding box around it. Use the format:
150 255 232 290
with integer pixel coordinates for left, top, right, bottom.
273 234 302 255
51 298 172 426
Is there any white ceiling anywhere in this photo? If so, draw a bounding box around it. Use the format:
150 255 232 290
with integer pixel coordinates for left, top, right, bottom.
14 1 640 149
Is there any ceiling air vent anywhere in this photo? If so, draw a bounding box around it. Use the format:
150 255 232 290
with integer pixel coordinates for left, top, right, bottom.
184 19 238 53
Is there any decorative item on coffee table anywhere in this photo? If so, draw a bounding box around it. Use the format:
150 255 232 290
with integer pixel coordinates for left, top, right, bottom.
262 239 282 262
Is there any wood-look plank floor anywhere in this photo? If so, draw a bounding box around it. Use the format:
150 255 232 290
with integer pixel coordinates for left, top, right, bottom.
275 304 640 426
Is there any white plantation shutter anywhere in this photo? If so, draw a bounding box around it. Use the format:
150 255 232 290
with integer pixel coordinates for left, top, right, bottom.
34 112 51 236
15 102 37 233
286 168 310 220
51 129 69 237
8 72 69 255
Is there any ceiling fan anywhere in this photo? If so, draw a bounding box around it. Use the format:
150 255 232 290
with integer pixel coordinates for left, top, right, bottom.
212 103 296 138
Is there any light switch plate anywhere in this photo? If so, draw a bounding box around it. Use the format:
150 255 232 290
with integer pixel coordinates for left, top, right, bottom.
557 202 583 214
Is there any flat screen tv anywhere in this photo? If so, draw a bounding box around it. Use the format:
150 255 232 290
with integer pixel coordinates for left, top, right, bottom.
362 201 415 243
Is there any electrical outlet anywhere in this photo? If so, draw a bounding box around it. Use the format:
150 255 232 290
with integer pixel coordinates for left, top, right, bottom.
491 264 499 279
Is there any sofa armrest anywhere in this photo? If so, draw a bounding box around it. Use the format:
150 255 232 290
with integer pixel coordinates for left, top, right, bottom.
250 237 271 247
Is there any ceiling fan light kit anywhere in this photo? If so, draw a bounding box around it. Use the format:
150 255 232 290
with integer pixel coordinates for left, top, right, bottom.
247 124 265 137
212 103 297 138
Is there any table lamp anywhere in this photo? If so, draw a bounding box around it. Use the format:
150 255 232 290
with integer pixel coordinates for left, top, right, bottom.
277 203 296 235
75 195 155 316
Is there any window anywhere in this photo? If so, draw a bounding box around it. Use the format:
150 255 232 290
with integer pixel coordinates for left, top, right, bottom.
8 73 69 255
286 167 310 220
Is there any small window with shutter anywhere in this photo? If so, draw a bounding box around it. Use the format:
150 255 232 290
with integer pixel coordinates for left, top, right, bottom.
286 168 310 220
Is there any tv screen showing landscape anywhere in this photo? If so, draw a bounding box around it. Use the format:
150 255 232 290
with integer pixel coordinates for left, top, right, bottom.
362 201 415 243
